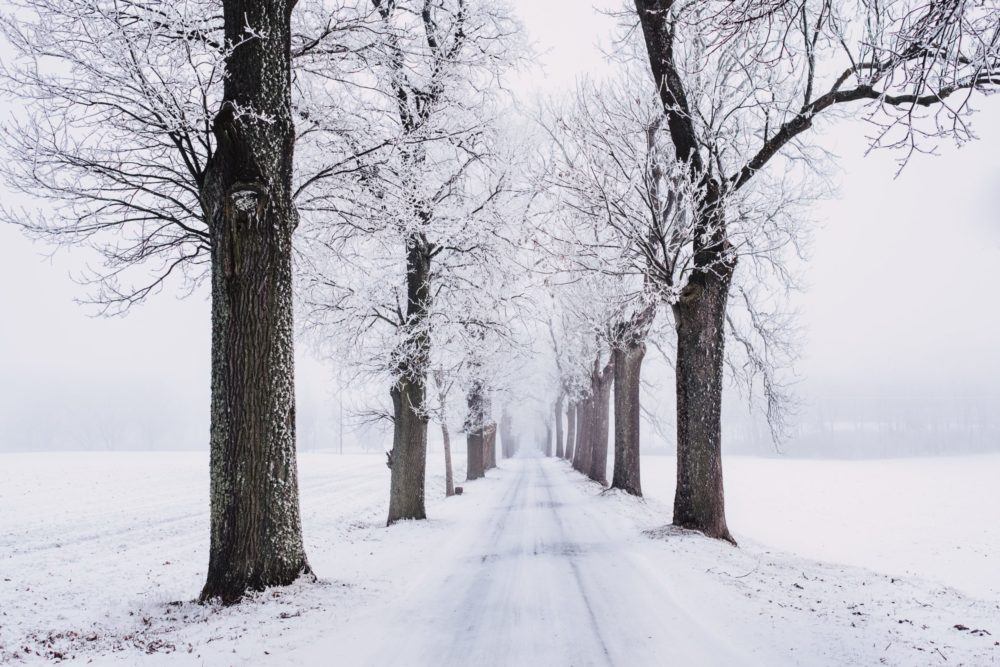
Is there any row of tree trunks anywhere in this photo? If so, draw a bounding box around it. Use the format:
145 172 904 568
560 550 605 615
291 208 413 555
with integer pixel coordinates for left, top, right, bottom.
200 0 310 605
570 358 613 485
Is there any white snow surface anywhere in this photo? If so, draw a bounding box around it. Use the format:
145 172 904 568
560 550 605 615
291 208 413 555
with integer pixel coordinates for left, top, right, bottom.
1 450 998 666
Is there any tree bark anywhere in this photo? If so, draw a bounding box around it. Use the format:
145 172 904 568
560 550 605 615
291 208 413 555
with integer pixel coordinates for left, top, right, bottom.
611 342 645 496
554 394 565 459
466 429 485 481
565 401 576 461
485 417 497 469
588 361 614 485
671 267 735 543
432 370 455 498
466 380 487 481
387 239 432 525
484 424 497 469
573 395 592 473
200 0 309 605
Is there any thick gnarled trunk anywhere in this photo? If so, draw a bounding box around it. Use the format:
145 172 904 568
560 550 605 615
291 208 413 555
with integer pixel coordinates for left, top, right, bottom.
200 0 309 604
388 377 428 522
672 269 734 543
611 342 645 496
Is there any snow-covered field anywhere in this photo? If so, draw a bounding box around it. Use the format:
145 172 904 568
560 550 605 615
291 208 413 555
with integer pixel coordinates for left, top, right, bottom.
1 450 998 665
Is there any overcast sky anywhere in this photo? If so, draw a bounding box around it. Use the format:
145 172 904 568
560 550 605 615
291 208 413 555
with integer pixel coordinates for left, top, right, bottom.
1 0 998 452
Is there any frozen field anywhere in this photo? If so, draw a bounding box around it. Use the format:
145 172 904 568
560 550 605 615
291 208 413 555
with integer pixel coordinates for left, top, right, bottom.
1 450 998 665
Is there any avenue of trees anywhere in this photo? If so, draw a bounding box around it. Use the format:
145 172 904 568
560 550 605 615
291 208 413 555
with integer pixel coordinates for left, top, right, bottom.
1 0 997 601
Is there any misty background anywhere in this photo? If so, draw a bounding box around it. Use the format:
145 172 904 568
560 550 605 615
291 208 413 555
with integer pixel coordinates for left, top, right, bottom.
1 0 998 456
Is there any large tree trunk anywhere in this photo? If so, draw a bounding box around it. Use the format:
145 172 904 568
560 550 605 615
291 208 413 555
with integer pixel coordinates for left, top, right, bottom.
200 0 309 605
671 268 735 543
564 401 576 461
554 394 565 458
588 362 614 485
388 377 428 522
387 240 432 525
612 342 645 496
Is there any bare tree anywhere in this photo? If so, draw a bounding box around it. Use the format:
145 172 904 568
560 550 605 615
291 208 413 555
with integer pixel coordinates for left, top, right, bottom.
628 0 1000 540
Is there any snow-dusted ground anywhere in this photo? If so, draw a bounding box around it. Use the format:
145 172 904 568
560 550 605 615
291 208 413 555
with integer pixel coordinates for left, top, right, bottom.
1 450 998 665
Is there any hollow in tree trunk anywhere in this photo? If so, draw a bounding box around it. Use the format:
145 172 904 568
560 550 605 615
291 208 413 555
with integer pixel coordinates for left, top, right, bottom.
671 267 735 543
611 342 645 495
199 0 310 605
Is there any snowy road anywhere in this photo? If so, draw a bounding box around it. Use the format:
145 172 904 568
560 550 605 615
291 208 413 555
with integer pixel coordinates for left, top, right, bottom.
3 451 998 666
289 454 778 667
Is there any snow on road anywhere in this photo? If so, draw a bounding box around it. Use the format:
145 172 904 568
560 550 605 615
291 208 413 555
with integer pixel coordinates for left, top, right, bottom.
1 451 998 666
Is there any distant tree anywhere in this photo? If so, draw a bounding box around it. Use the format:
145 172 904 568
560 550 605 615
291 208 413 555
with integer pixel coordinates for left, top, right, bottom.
299 0 523 523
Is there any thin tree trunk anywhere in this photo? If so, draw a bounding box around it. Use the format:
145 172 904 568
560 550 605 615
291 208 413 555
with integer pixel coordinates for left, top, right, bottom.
671 268 735 543
441 421 455 497
612 342 645 495
432 369 455 498
387 240 432 525
565 401 576 461
588 361 614 485
200 0 309 605
485 421 497 469
554 394 565 458
573 395 592 473
484 424 497 469
544 421 553 457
